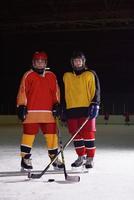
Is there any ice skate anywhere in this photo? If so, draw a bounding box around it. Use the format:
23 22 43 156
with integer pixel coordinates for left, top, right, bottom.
85 157 94 169
52 158 64 170
71 156 85 168
21 154 33 171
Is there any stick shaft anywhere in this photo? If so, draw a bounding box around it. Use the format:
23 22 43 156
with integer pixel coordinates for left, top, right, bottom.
29 116 90 179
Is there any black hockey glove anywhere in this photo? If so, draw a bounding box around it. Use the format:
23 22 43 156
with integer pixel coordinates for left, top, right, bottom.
17 105 27 121
88 103 99 119
52 103 61 118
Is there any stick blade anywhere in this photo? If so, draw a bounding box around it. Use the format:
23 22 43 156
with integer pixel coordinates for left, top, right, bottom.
28 172 41 179
66 175 80 182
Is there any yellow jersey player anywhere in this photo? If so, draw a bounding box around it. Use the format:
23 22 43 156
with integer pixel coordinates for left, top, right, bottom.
63 51 100 169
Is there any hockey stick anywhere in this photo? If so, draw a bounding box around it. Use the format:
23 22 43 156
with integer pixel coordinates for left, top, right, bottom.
56 118 80 182
28 116 90 179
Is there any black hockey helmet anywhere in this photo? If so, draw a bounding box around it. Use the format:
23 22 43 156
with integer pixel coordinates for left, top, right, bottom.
71 51 86 61
71 51 86 69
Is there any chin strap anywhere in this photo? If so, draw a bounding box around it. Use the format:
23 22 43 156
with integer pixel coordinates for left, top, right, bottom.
72 65 85 71
32 67 45 75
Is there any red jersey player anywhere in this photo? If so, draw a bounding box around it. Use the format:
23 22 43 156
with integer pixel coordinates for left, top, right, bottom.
17 51 63 170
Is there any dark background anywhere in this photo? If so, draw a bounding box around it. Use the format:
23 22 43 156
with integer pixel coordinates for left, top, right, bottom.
0 0 134 114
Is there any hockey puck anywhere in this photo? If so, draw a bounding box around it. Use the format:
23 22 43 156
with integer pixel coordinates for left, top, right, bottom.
48 179 55 182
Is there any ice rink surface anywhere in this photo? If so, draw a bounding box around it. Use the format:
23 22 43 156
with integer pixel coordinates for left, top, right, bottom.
0 124 134 200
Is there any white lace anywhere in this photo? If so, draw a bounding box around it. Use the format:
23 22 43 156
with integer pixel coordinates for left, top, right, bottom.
24 158 32 166
54 158 63 165
85 157 93 165
73 156 84 165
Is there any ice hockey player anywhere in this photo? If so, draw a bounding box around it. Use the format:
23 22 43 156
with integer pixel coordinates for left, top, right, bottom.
17 51 64 171
62 51 100 169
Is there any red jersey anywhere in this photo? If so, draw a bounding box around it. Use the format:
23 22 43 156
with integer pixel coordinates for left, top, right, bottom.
17 70 60 123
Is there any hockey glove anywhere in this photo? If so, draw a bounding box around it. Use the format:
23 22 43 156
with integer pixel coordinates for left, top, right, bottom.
88 103 99 119
52 103 61 117
17 105 27 121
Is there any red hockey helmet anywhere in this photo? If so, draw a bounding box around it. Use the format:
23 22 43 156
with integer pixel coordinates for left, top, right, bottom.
32 51 48 60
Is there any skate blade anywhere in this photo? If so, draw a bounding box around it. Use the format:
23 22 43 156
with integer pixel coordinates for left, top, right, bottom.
71 164 85 170
52 166 64 171
21 167 32 173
